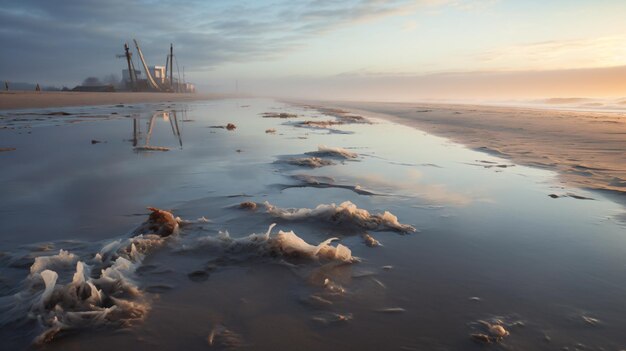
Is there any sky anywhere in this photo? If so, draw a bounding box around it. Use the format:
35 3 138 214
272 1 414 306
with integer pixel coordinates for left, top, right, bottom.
1 0 626 100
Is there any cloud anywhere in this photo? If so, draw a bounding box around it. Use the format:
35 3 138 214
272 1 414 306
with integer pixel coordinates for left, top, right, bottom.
0 0 448 85
476 36 626 71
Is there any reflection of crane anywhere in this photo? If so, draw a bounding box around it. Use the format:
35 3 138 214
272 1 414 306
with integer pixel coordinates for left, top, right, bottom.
133 39 161 91
132 111 183 151
116 43 138 91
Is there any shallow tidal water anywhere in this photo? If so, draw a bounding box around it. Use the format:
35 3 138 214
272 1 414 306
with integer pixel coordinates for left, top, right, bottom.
0 98 625 350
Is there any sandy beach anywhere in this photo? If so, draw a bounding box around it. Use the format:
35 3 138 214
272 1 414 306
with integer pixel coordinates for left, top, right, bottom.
319 101 626 203
1 98 625 350
5 1 626 349
0 91 235 110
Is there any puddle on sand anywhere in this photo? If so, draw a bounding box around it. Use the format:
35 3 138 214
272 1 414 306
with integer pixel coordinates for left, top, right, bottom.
1 98 626 350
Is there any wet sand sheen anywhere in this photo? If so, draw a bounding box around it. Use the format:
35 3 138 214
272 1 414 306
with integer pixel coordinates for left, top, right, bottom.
1 98 625 350
314 100 626 203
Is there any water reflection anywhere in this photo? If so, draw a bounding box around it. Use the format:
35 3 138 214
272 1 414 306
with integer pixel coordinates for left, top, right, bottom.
131 110 183 150
2 99 626 351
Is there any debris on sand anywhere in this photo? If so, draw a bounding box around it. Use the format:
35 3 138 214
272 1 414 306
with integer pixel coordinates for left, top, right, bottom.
363 233 381 247
239 201 257 210
488 324 510 338
283 157 336 168
265 128 276 133
322 278 347 294
312 312 353 324
134 146 170 152
306 145 358 159
0 147 16 152
261 112 298 118
209 123 237 131
299 120 343 128
207 324 245 348
339 114 369 123
132 207 180 237
471 333 492 343
264 201 416 233
470 320 511 343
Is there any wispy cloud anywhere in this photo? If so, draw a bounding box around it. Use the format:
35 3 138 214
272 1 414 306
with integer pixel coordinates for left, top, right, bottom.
0 0 451 84
476 36 626 71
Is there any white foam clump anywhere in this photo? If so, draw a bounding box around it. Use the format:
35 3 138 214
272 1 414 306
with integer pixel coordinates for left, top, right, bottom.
26 244 152 344
30 249 78 275
274 230 353 262
1 209 179 345
264 201 416 233
188 223 356 263
315 145 358 159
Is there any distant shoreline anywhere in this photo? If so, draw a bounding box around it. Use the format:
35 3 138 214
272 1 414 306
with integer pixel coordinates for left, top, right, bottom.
307 99 626 205
0 91 238 110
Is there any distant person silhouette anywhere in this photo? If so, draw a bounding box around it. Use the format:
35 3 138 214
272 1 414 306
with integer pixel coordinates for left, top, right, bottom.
35 83 41 92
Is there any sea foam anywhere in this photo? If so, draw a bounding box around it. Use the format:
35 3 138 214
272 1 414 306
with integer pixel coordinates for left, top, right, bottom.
264 201 415 233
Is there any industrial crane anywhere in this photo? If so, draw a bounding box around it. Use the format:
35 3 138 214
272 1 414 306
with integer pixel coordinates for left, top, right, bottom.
117 39 186 92
116 43 139 91
133 39 161 91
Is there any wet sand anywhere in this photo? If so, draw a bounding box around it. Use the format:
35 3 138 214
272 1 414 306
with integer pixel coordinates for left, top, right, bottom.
1 99 625 350
0 91 235 110
315 101 626 203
